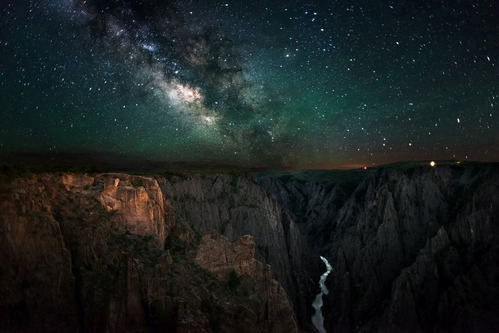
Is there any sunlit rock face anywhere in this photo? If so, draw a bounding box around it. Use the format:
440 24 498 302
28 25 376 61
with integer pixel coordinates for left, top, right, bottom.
97 174 168 247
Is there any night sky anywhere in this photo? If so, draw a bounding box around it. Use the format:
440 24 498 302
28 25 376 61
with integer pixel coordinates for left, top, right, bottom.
1 0 498 169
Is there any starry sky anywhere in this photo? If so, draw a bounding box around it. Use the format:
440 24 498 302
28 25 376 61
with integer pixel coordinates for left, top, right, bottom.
1 0 498 169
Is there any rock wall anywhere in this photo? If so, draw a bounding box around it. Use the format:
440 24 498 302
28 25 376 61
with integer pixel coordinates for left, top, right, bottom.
195 232 298 333
259 164 499 332
0 175 76 331
0 172 298 332
157 173 320 328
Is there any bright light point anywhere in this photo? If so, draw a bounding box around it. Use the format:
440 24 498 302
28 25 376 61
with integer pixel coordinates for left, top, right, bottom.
285 54 290 57
204 116 214 124
363 166 367 170
430 161 436 167
142 43 156 52
457 118 460 123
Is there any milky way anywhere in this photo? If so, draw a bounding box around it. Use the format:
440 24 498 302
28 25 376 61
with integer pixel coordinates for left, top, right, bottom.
1 0 498 169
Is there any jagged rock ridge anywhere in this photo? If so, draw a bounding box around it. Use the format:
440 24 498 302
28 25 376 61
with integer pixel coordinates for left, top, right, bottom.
258 163 499 332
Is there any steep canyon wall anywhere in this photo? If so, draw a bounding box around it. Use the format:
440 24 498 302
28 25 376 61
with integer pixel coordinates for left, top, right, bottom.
0 162 498 332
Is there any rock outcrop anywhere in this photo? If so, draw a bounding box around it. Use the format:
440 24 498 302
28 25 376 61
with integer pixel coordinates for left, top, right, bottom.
97 174 168 247
195 232 298 333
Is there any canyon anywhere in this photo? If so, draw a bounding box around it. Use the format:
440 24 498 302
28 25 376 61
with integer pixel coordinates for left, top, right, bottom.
0 161 498 332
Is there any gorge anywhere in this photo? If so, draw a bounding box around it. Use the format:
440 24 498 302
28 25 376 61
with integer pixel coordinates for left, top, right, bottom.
1 161 498 332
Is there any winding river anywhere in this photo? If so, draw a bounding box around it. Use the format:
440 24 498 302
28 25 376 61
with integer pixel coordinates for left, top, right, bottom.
311 256 333 333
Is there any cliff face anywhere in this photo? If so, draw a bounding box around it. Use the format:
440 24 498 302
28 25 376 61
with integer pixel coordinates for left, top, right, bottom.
96 174 168 247
195 232 297 333
259 163 499 332
157 173 320 328
0 174 76 331
0 172 297 332
324 166 499 333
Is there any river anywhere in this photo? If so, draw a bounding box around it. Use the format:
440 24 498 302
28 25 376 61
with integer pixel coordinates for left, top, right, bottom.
311 256 332 333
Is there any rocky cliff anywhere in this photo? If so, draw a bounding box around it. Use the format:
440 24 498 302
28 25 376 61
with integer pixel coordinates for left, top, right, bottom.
0 171 297 332
258 162 499 332
195 232 297 333
1 162 498 332
156 172 320 328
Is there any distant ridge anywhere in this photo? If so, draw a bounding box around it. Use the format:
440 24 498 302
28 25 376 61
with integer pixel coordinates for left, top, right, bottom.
1 151 497 174
0 151 290 173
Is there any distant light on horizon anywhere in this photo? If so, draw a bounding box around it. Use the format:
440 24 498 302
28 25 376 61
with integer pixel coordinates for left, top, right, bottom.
430 161 436 167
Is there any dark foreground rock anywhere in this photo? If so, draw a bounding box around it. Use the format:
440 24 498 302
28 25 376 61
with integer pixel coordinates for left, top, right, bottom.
258 162 499 332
